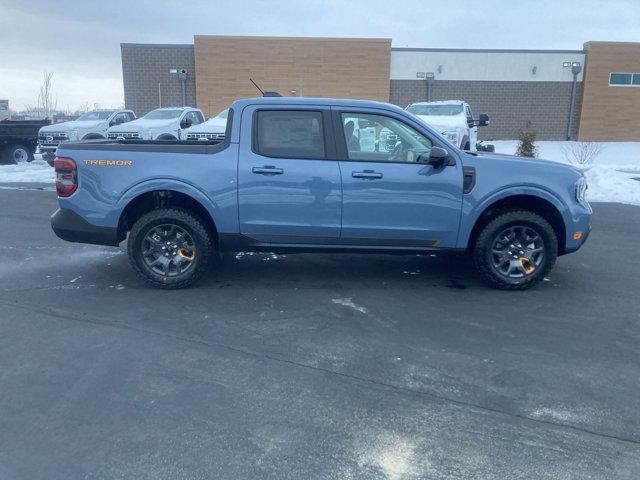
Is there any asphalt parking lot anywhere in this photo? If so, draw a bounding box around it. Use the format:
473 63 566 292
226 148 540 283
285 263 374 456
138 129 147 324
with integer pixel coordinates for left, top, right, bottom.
1 184 639 479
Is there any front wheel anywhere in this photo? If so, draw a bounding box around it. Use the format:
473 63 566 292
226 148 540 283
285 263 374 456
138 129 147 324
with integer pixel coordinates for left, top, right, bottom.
473 210 558 290
128 208 214 289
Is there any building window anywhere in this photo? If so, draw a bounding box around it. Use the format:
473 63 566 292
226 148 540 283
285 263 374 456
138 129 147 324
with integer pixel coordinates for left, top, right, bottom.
609 72 640 87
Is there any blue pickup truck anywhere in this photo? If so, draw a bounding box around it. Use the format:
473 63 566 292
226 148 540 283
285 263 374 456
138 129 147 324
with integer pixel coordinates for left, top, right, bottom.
51 97 591 290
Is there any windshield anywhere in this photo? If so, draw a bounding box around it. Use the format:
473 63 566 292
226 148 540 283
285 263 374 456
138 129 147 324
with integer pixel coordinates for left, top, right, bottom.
406 104 463 116
77 111 115 121
216 109 229 119
143 109 183 120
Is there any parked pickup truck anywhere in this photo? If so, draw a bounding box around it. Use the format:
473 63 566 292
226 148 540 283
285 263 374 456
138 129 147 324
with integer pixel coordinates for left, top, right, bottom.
406 100 492 152
1 118 49 164
51 97 591 290
107 107 204 141
185 108 228 141
39 109 136 166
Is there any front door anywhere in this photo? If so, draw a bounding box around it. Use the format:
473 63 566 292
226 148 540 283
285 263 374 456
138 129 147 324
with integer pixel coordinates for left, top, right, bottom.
238 106 341 244
334 109 463 248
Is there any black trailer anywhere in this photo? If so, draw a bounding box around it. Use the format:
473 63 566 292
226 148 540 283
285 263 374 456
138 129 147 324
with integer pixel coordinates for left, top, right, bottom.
0 119 50 164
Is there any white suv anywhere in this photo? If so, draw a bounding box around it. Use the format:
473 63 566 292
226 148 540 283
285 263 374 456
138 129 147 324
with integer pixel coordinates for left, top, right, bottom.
406 100 491 151
107 107 204 141
185 108 228 141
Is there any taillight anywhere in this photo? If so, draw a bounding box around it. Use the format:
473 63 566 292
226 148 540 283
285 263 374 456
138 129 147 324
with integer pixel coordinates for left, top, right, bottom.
54 157 78 197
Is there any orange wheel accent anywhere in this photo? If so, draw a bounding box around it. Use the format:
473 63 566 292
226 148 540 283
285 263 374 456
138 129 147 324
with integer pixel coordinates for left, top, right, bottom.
177 248 195 261
518 257 535 274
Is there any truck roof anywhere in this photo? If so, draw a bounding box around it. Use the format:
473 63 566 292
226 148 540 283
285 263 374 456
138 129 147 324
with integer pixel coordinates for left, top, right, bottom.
408 100 465 106
230 96 406 113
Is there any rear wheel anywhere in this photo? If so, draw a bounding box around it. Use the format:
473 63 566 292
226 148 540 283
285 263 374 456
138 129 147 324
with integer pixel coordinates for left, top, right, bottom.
128 208 213 289
473 210 558 290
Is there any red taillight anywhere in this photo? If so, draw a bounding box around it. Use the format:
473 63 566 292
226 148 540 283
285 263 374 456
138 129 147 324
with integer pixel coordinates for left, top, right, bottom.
54 157 78 197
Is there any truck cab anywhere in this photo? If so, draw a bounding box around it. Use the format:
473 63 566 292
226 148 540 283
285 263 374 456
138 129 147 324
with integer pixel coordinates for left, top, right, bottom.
51 97 591 291
107 107 204 141
39 109 135 165
406 100 490 151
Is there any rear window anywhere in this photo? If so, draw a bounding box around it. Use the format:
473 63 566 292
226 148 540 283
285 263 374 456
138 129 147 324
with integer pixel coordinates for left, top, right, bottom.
255 110 325 159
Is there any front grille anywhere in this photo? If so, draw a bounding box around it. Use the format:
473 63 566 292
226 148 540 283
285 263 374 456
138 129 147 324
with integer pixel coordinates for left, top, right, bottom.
107 132 140 140
186 133 225 141
38 132 68 147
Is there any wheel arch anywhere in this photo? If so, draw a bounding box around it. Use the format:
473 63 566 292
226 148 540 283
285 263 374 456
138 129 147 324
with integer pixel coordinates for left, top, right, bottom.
156 133 178 140
117 188 218 244
81 133 106 140
464 193 567 255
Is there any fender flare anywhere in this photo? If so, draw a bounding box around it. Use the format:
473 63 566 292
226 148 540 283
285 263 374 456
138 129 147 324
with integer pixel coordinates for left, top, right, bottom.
456 185 569 249
114 178 221 233
460 135 470 150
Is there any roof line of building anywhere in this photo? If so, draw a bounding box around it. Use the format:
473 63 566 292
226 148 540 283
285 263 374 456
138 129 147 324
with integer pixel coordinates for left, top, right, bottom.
121 43 193 49
392 47 585 54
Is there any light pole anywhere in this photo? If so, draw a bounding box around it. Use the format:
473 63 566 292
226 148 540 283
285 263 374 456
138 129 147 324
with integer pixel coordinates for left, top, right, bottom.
169 68 188 107
565 62 582 140
426 72 435 102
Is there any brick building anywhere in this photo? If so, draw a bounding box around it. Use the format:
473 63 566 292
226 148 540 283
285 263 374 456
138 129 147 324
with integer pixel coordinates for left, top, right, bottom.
121 37 640 141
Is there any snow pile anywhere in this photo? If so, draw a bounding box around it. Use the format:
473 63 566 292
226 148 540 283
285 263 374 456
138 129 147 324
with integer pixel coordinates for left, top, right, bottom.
0 157 55 183
492 141 640 206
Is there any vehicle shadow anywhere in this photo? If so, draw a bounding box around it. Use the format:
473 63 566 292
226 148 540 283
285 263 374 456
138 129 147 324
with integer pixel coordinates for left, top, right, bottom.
203 251 482 291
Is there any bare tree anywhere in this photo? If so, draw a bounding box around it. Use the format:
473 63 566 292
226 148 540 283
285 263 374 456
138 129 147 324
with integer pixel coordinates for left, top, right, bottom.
562 142 603 170
37 71 57 120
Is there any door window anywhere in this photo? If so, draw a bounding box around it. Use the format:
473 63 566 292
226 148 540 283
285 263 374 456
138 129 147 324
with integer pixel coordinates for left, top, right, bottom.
112 112 129 125
185 111 201 125
255 110 325 159
340 113 431 163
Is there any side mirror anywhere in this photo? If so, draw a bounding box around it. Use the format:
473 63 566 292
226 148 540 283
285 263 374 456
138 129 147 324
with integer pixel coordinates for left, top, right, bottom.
478 114 490 127
181 118 192 129
425 146 450 167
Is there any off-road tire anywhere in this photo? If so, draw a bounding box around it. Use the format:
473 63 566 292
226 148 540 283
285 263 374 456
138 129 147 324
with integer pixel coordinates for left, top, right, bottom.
128 208 214 289
473 210 558 290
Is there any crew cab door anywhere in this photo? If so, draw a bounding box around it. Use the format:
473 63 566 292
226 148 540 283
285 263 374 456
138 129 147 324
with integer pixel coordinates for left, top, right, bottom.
237 105 341 244
333 108 463 248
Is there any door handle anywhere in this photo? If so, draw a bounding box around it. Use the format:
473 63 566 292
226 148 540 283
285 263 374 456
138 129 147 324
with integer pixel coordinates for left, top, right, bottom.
252 166 284 175
352 170 383 179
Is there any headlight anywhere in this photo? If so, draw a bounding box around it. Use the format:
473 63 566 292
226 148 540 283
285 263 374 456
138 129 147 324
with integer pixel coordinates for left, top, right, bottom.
575 176 588 205
442 131 459 145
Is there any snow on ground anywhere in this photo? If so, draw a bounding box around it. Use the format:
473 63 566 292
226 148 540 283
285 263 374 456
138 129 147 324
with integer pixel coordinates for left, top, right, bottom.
1 143 639 205
0 154 55 183
492 141 640 206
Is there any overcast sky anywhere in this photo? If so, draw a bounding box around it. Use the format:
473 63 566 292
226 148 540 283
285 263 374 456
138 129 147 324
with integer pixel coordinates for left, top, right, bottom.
1 0 638 111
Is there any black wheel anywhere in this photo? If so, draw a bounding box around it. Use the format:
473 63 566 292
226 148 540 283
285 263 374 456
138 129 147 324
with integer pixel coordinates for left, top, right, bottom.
156 134 177 141
473 210 558 290
4 144 32 164
127 208 214 289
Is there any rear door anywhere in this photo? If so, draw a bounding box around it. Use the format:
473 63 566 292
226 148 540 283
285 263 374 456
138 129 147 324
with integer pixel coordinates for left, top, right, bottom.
237 105 342 244
333 108 463 248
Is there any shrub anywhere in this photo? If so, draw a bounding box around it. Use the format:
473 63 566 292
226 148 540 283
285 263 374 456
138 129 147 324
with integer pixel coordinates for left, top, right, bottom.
515 121 538 158
561 142 603 170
